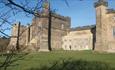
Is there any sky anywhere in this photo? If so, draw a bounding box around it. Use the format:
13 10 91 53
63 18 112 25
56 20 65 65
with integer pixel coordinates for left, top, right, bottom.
0 0 115 36
50 0 115 27
51 0 96 27
14 0 115 27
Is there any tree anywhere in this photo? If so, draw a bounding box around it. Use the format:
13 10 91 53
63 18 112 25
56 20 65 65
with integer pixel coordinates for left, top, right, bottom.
0 0 74 51
0 0 101 70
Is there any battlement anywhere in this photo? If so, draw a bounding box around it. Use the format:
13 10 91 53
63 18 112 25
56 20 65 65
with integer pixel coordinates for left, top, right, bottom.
51 13 70 21
107 9 115 14
71 25 96 31
13 23 27 28
32 12 70 22
94 0 108 7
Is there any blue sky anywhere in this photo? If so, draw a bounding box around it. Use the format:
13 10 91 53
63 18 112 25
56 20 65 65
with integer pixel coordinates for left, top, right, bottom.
51 0 96 27
0 0 115 36
51 0 115 27
14 0 115 27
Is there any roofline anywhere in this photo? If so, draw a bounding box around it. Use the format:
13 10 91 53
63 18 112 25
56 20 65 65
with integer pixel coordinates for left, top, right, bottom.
71 25 96 31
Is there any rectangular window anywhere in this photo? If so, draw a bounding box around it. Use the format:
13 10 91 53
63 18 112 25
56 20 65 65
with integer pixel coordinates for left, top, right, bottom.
113 27 115 37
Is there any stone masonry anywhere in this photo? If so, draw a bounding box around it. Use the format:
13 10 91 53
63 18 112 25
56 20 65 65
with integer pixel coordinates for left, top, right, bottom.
95 0 115 53
62 25 95 51
8 13 70 52
8 0 115 53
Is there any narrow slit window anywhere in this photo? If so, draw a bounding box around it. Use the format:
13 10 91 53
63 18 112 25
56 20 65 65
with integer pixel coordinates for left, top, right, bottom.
113 27 115 37
61 24 64 29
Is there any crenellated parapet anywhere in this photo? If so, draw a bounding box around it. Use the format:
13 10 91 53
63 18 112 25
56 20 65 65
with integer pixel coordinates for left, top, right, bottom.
107 9 115 14
51 13 70 21
94 0 108 7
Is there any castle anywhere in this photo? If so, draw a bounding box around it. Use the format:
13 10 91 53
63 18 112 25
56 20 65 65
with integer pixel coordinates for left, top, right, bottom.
8 0 115 52
8 13 70 52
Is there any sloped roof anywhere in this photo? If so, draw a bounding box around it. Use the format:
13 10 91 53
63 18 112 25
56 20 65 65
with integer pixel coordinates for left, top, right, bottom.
71 25 96 31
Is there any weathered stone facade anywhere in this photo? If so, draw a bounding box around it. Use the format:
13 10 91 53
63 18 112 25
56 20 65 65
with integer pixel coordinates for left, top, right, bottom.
62 0 115 53
8 13 70 52
8 0 115 53
62 25 95 51
95 0 115 53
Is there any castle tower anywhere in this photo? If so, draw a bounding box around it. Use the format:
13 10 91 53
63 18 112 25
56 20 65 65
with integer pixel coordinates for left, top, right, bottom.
8 22 20 50
8 0 71 52
94 0 108 52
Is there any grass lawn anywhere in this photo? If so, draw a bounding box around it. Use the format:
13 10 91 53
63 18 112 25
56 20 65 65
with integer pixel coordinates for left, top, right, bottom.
0 50 115 70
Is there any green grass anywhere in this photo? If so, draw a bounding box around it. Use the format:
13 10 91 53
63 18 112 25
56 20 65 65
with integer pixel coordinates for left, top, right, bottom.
0 50 115 70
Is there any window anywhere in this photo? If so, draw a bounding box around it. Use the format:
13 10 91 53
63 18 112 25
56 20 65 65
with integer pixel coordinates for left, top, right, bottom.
113 16 115 20
61 24 64 29
74 45 76 48
112 27 115 37
65 45 67 49
64 39 67 42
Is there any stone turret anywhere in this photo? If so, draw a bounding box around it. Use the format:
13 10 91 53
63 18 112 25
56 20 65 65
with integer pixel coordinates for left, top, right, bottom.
94 0 108 7
8 22 28 51
8 22 20 50
30 13 71 51
94 0 108 52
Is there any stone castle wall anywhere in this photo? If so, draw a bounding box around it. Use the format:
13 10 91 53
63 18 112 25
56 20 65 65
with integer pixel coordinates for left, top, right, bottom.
8 23 28 50
8 0 115 53
51 14 71 49
8 13 70 52
8 23 19 50
62 29 93 50
106 13 115 52
95 0 115 53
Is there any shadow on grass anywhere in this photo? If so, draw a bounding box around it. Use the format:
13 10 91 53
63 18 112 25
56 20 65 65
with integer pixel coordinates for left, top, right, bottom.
0 53 28 70
29 59 114 70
